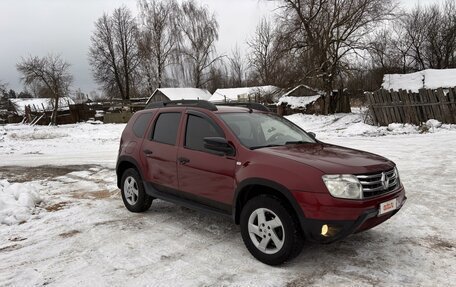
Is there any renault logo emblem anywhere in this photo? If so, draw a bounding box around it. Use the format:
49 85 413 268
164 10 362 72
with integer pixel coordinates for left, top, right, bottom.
381 172 389 190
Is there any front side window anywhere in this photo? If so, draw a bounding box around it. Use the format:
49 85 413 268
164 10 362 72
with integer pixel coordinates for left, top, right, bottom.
152 112 181 145
185 114 224 152
219 113 315 149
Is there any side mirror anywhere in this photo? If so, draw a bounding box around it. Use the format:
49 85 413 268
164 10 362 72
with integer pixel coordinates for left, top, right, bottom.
308 132 316 139
204 137 235 156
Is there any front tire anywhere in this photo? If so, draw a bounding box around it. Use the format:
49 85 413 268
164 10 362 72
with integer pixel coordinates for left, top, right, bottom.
120 168 153 213
240 195 303 265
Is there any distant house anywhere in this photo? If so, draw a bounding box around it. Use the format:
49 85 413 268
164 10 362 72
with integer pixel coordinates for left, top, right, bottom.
9 97 75 116
209 86 280 103
276 85 325 114
382 69 456 92
146 88 212 103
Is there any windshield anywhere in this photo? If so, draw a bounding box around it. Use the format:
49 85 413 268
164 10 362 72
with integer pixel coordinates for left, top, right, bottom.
218 113 316 149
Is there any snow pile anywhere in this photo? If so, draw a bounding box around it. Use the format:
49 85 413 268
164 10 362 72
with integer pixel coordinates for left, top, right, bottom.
8 129 68 140
277 95 321 109
343 122 381 136
382 69 456 92
0 180 42 225
426 119 442 128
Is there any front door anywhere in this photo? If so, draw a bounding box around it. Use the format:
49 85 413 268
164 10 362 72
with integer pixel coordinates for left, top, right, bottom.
177 112 236 211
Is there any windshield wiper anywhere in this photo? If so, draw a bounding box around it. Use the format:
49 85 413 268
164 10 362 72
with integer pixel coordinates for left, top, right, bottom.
285 141 312 145
249 144 283 150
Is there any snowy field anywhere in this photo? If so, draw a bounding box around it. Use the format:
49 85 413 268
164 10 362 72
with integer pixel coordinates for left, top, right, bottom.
1 110 455 286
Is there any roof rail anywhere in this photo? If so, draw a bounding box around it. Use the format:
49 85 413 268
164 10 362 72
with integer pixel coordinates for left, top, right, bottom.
145 100 217 111
215 102 270 112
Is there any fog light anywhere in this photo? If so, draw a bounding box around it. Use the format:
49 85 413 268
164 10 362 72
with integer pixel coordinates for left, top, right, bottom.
321 224 329 236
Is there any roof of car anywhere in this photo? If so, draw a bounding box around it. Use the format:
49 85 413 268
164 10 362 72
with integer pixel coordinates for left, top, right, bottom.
145 100 269 113
214 105 255 113
141 105 263 113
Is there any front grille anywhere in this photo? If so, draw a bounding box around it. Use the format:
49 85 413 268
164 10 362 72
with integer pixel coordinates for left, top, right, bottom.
356 168 399 198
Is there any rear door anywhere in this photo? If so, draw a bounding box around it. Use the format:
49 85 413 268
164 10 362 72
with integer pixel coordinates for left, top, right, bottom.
177 110 236 211
141 109 182 192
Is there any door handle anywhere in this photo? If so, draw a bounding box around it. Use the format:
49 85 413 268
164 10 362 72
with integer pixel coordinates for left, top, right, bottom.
178 157 190 165
143 149 153 158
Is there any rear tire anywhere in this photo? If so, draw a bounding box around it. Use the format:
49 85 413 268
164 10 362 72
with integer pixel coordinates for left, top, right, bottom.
120 168 153 213
240 195 303 265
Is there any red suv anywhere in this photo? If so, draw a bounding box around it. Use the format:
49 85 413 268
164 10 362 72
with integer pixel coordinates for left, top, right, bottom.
116 100 406 265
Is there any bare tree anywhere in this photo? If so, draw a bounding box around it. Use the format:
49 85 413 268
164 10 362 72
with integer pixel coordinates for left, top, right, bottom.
207 61 229 92
228 45 246 87
0 81 6 96
247 18 279 85
402 6 429 70
89 6 140 100
177 0 220 88
366 0 456 82
137 0 181 94
421 0 456 69
17 55 73 125
368 22 413 74
275 0 396 113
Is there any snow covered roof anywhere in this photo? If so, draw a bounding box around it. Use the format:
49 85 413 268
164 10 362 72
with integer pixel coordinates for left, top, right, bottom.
209 86 280 102
382 69 456 92
10 97 75 116
277 95 321 109
281 84 323 98
276 84 324 109
149 88 212 102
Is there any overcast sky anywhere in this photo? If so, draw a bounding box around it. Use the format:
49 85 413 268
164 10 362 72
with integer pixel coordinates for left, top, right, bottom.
0 0 443 93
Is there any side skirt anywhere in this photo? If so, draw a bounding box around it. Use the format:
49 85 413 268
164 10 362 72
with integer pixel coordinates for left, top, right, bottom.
144 182 232 219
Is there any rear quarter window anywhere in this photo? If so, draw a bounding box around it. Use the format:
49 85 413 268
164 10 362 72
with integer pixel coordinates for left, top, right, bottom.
132 112 154 138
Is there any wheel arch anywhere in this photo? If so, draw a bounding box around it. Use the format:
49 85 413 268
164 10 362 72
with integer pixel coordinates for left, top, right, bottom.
233 178 306 231
116 156 143 188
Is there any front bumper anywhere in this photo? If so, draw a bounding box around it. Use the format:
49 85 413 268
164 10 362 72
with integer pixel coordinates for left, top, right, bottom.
294 187 406 243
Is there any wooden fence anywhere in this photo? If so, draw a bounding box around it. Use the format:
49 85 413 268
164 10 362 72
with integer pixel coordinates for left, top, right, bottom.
366 88 456 125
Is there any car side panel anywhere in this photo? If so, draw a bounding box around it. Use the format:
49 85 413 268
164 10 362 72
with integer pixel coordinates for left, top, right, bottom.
234 147 327 195
177 147 237 207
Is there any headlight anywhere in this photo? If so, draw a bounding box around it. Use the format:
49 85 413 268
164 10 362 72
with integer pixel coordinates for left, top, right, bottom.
322 174 363 199
394 166 401 185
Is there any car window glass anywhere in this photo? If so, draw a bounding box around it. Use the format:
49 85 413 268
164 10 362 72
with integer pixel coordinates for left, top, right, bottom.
133 112 153 138
260 118 302 142
152 112 181 145
223 117 262 147
219 113 315 148
185 114 223 152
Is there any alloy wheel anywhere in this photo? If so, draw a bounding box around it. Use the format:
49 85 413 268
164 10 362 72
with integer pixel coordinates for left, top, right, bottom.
247 207 285 254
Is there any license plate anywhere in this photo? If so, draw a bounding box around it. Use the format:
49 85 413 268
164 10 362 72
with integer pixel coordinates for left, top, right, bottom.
378 198 397 216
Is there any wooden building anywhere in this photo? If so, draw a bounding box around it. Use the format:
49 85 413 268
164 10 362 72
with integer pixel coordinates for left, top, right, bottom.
277 85 325 115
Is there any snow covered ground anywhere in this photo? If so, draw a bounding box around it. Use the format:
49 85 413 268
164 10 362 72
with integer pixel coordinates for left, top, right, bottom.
1 111 455 286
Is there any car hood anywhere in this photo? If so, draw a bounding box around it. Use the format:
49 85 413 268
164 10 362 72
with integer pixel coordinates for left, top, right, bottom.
257 143 394 174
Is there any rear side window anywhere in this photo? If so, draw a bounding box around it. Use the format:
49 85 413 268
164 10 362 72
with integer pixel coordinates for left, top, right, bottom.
132 112 153 138
152 113 181 145
185 115 224 152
